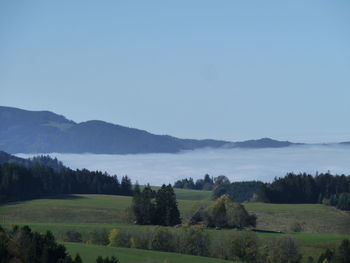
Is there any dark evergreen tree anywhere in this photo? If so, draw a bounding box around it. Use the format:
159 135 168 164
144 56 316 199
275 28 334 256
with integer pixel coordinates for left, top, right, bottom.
155 185 181 226
133 185 156 225
120 176 132 196
132 184 181 226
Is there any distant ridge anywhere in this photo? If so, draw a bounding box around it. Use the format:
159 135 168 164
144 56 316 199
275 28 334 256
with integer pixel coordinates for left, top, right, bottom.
0 106 300 154
231 137 300 148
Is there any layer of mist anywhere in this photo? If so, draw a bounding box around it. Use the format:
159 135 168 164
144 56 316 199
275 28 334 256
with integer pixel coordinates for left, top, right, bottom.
17 145 350 186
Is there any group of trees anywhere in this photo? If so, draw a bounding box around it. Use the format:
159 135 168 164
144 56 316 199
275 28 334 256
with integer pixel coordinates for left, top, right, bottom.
106 225 305 263
174 175 263 202
0 162 133 203
0 151 66 172
190 194 257 229
213 181 264 202
173 174 227 190
132 184 181 226
0 225 119 263
317 239 350 263
322 193 350 211
108 226 210 256
260 172 350 210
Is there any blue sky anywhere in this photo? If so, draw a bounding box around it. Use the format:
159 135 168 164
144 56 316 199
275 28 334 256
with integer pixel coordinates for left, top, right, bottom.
1 1 349 143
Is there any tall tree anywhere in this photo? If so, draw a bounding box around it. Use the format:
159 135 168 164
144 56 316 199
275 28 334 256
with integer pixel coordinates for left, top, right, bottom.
155 184 181 226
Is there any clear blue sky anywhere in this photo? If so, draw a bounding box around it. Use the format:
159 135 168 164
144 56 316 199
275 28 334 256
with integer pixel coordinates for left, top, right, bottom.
1 1 349 143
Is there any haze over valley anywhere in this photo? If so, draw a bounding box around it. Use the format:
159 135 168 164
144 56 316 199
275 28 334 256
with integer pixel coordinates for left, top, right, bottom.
16 144 350 186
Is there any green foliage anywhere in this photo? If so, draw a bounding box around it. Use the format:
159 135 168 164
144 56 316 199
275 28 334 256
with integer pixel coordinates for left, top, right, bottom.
0 225 81 263
87 229 109 246
133 185 156 225
177 226 209 256
0 162 132 203
289 221 304 233
150 227 175 252
63 231 82 243
336 193 350 211
108 229 130 248
227 231 259 263
317 239 350 263
65 241 230 263
174 174 228 191
197 194 256 229
132 184 181 226
155 185 181 226
261 172 350 205
334 239 350 263
95 256 119 263
213 181 264 202
266 236 302 263
317 248 334 263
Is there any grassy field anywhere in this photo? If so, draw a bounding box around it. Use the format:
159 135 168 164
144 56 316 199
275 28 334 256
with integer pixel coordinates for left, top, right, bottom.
244 202 350 234
64 242 233 263
169 188 212 201
1 193 349 263
1 193 349 234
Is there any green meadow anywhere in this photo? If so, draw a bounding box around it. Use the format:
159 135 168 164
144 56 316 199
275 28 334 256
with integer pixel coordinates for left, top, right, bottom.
0 190 349 262
1 193 349 234
64 242 232 263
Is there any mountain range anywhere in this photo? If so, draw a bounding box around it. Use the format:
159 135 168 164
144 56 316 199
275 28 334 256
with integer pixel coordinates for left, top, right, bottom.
0 106 339 154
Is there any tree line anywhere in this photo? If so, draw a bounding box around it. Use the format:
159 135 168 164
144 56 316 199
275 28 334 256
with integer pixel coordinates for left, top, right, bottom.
109 225 349 263
173 174 237 191
260 172 350 210
175 172 350 209
213 181 264 202
0 162 133 203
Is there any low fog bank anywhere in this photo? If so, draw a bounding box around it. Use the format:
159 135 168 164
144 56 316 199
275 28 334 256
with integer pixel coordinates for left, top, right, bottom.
17 145 350 186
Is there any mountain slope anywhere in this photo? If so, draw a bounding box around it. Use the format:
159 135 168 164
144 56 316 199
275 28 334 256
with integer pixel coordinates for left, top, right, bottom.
0 151 65 171
0 106 298 154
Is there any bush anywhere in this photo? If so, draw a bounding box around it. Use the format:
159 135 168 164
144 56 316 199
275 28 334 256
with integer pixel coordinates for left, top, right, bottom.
199 194 256 229
337 193 350 211
88 228 109 245
108 229 130 248
95 256 119 263
150 227 175 252
129 228 152 249
227 230 259 263
177 226 210 256
63 231 82 242
289 221 304 233
210 236 230 260
267 236 302 263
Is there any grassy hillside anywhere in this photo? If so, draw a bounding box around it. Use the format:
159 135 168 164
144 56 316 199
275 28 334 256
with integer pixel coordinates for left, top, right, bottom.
1 194 349 262
244 202 350 234
64 242 232 263
163 187 212 201
1 194 349 234
0 194 203 224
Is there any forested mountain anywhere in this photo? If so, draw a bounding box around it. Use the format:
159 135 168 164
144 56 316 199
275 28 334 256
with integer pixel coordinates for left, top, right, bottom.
0 151 65 171
1 106 299 154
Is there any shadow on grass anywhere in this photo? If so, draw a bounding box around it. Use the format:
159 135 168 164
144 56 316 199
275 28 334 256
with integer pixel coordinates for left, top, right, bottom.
44 194 88 200
0 194 88 206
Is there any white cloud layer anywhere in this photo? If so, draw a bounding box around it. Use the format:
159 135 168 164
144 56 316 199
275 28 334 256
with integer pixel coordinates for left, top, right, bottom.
17 145 350 186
